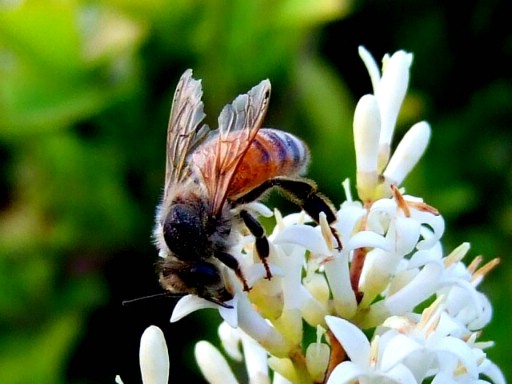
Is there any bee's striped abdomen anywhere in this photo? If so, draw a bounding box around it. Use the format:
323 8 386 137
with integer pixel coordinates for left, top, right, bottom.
227 128 310 199
257 129 309 174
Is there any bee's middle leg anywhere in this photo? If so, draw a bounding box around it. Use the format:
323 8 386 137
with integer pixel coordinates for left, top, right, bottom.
240 209 272 280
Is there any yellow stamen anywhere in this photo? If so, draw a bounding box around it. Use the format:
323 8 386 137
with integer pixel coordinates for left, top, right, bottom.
472 258 500 283
391 184 439 217
319 212 334 252
391 184 410 217
444 243 470 268
418 296 443 333
467 255 483 274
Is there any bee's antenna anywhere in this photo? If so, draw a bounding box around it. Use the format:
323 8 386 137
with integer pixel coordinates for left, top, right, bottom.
122 292 169 306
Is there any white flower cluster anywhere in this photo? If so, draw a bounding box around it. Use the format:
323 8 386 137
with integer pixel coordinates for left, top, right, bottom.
123 47 504 384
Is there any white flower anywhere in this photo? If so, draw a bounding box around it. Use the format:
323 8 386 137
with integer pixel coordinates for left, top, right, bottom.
359 47 413 164
218 322 272 384
325 315 417 384
139 326 169 384
355 46 430 202
305 327 331 383
377 296 497 383
197 323 279 384
326 293 504 384
149 48 504 384
383 122 431 186
195 341 240 384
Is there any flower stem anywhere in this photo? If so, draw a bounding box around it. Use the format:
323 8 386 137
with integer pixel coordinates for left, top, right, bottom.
325 329 347 383
349 207 370 303
349 247 367 304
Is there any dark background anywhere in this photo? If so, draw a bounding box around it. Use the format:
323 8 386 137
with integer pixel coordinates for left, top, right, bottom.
1 0 510 383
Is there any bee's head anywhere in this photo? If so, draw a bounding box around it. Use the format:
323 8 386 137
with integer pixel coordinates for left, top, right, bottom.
192 262 233 307
159 258 233 308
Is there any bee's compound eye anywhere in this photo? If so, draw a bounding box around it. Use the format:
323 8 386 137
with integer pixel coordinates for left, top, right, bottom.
188 262 222 286
163 204 207 258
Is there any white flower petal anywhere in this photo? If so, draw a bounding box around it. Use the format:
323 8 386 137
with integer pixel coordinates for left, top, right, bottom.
444 285 492 330
267 357 299 383
376 50 413 148
388 216 421 256
435 336 478 379
359 249 402 305
305 342 330 382
324 253 357 317
195 341 239 384
277 246 307 310
325 316 370 365
431 371 458 384
303 271 330 306
366 198 397 234
139 326 169 384
272 372 293 384
358 45 381 92
170 294 224 323
479 359 506 384
218 321 243 361
281 212 311 226
435 311 464 339
467 291 493 330
244 201 274 217
273 224 330 255
237 294 289 357
408 246 443 269
326 361 365 384
335 201 366 238
354 94 381 173
399 348 436 381
384 262 443 314
385 363 419 384
346 230 391 251
241 332 269 383
379 332 422 371
434 336 478 380
411 208 445 249
383 121 431 185
300 285 329 326
246 262 281 286
219 298 239 328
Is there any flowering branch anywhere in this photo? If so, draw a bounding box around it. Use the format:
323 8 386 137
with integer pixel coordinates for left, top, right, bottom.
119 46 505 384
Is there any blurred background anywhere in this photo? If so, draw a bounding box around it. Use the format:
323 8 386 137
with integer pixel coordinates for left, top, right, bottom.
0 0 510 383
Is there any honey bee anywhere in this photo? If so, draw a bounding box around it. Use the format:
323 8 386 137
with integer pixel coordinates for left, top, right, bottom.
154 69 340 307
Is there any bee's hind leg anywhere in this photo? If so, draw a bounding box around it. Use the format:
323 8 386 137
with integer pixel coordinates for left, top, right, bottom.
236 177 342 251
240 209 272 280
273 177 342 251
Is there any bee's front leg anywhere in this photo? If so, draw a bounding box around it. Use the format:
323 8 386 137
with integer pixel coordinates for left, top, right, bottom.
240 209 272 280
214 250 251 291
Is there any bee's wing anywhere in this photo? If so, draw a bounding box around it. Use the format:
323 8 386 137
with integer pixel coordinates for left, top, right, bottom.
195 79 271 215
164 69 210 200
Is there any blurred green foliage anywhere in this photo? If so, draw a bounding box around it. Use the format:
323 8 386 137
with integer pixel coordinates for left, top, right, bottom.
1 0 510 383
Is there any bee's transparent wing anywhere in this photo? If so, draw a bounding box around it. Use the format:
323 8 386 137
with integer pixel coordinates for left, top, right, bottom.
193 79 271 215
164 69 209 199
